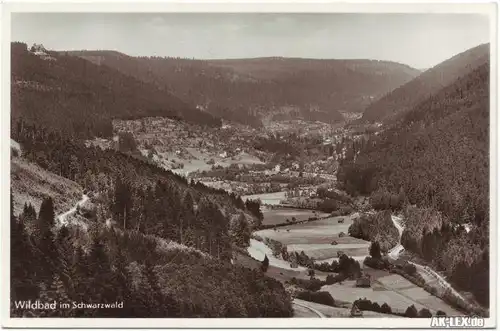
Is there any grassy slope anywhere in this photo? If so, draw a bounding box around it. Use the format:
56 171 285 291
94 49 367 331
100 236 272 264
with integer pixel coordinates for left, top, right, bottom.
11 154 83 216
293 298 395 318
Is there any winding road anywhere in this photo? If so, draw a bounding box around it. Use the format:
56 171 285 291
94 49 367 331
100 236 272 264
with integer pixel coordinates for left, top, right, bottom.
387 215 405 260
292 299 326 318
57 194 89 226
388 215 467 302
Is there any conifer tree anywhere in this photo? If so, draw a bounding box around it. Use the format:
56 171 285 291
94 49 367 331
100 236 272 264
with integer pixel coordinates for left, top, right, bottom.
55 226 75 297
179 192 196 245
47 274 74 317
110 249 133 317
10 191 37 301
405 305 418 318
37 282 53 317
71 246 90 316
35 197 57 284
380 303 392 314
87 232 113 309
143 260 165 317
261 255 270 272
369 241 382 259
231 213 250 248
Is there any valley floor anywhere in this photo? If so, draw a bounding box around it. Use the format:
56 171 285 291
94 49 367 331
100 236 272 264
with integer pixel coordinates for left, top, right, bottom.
246 208 465 318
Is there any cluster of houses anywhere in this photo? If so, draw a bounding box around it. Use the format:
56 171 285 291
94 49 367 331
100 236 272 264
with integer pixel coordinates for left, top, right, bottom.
112 117 258 161
285 186 319 199
266 119 336 138
197 179 285 196
84 137 115 150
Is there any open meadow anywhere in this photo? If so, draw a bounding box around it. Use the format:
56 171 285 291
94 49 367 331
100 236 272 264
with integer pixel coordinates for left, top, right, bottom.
254 214 370 262
321 272 463 316
260 207 330 226
293 299 397 318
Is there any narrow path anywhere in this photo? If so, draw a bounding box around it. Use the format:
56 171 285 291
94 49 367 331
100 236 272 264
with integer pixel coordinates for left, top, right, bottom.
293 299 326 318
388 214 467 302
388 215 405 260
57 194 89 226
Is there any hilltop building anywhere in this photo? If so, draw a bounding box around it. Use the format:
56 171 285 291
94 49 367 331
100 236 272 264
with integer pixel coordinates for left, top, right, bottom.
29 43 56 61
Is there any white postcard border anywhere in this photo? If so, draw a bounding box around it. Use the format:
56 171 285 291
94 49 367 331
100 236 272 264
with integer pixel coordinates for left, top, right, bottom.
1 1 497 329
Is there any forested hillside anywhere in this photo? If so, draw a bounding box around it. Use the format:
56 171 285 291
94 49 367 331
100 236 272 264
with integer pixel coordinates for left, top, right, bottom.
338 61 489 306
10 117 295 317
68 51 420 126
12 119 263 249
11 195 293 317
11 42 221 139
361 43 489 123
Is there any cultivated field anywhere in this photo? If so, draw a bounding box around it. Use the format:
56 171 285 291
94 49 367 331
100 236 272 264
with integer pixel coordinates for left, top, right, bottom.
321 273 463 316
375 274 463 316
293 299 397 318
322 279 426 313
287 243 369 260
250 210 463 317
254 214 370 262
260 207 330 226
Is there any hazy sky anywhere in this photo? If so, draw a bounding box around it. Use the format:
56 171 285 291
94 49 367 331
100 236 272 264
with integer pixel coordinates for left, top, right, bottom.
12 13 490 69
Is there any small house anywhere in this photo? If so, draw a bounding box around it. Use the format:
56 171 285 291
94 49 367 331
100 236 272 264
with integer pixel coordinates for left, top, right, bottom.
356 275 371 288
30 43 48 56
350 304 363 317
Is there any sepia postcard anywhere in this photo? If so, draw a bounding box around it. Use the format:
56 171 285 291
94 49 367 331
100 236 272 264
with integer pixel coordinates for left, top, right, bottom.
1 1 497 329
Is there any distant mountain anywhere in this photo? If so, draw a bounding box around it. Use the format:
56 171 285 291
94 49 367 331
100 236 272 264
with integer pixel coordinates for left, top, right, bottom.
67 51 420 126
11 42 221 139
360 43 489 123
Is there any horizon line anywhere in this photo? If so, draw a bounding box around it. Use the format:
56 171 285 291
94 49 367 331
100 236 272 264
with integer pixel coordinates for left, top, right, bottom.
13 40 490 70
